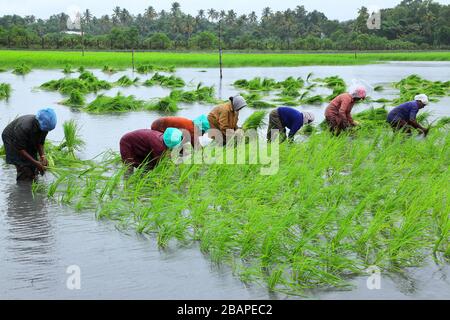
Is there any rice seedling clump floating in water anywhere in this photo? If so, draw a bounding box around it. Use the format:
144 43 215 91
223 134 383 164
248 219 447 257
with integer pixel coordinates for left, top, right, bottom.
0 83 11 100
144 73 185 88
116 75 139 87
234 77 279 91
392 74 450 104
13 63 31 75
41 71 112 94
61 90 86 107
136 64 175 74
147 96 179 112
85 93 146 113
63 64 74 74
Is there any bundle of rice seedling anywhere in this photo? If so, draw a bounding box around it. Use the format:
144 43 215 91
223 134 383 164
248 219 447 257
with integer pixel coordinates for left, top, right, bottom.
63 65 74 74
13 64 31 75
85 93 145 113
61 90 86 107
0 83 11 100
243 111 267 130
147 96 179 112
116 75 139 86
144 73 185 88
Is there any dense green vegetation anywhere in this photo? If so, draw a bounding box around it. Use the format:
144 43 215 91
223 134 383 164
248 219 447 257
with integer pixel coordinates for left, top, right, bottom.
26 117 449 294
0 51 449 70
1 1 449 51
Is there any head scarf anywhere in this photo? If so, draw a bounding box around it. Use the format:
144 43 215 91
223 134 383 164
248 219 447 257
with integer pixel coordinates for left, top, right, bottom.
163 127 183 149
36 108 57 131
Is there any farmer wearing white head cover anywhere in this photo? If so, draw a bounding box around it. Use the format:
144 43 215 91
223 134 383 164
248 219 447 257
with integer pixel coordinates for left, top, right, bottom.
267 107 315 142
207 95 248 143
325 86 367 134
387 94 429 135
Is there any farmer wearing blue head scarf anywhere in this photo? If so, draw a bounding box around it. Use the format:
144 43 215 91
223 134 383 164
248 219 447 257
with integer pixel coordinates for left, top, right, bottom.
151 115 210 149
120 127 183 170
2 108 57 181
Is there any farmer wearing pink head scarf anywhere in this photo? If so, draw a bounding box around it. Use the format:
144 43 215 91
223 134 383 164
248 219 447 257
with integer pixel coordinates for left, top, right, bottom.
324 86 367 134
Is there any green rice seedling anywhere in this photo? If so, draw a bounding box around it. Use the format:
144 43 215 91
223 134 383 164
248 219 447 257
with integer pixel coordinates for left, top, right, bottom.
136 64 175 74
353 107 389 129
63 64 74 74
147 96 179 112
13 63 31 75
59 120 85 156
41 72 112 95
234 77 279 91
241 92 276 108
322 76 346 89
78 66 85 72
116 75 140 87
278 76 304 90
392 74 450 104
166 83 216 104
144 72 185 88
233 79 249 88
0 68 6 72
61 89 85 107
306 72 314 82
374 85 384 91
416 111 433 127
250 100 277 108
32 120 450 295
85 93 145 113
373 98 391 103
0 83 11 100
102 65 117 74
242 111 267 130
435 117 450 128
326 85 346 100
301 94 324 105
280 85 301 98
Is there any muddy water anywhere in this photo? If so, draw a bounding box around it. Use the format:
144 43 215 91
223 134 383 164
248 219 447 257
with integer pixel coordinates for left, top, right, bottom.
1 62 449 299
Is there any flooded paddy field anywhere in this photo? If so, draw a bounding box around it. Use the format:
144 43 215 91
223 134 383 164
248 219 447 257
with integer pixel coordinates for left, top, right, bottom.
1 62 449 299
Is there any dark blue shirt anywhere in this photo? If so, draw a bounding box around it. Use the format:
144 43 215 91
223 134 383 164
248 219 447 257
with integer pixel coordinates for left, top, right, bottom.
277 107 304 138
387 101 420 123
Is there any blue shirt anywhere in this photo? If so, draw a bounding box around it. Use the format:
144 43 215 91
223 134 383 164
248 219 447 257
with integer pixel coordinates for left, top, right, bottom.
387 101 420 123
277 107 304 138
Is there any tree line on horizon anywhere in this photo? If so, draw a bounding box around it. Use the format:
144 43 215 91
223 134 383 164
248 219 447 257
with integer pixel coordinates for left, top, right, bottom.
0 0 449 51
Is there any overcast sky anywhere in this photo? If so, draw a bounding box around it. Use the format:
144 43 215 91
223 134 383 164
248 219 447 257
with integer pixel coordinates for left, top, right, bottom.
1 0 449 21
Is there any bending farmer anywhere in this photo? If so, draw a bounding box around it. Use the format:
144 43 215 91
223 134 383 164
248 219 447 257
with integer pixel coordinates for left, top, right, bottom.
325 87 366 133
387 94 429 135
267 107 315 142
151 115 210 149
120 127 182 170
207 95 247 144
2 108 57 181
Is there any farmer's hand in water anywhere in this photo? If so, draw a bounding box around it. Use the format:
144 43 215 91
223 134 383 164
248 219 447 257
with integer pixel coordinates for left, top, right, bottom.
353 121 360 126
